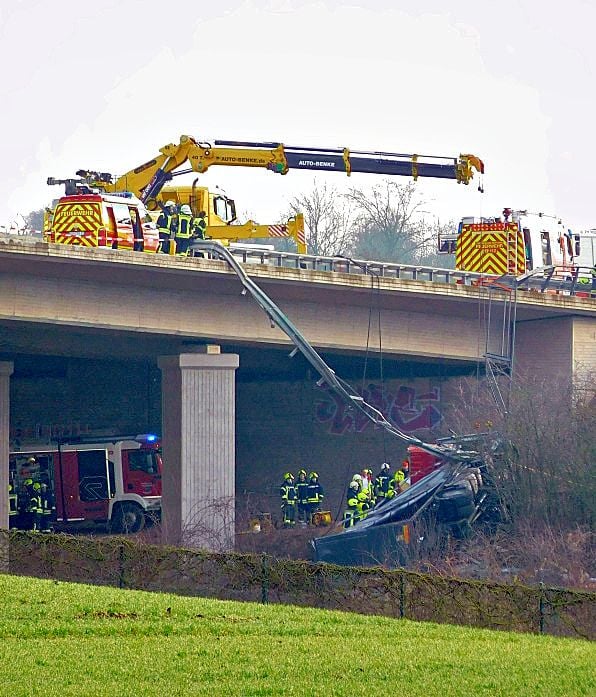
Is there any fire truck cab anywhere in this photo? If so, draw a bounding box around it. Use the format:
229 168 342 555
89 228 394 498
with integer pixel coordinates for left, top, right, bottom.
440 208 589 277
9 435 162 533
44 189 160 253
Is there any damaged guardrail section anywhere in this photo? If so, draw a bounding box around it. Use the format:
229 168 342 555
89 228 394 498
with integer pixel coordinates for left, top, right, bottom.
2 531 594 639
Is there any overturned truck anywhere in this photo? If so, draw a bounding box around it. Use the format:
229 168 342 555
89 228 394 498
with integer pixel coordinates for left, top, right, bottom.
313 443 492 566
192 240 502 567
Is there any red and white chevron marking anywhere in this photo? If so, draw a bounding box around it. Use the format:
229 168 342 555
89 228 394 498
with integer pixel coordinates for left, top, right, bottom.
267 225 289 238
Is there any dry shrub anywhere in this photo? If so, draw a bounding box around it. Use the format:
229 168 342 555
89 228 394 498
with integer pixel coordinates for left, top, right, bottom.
449 371 595 530
414 524 595 591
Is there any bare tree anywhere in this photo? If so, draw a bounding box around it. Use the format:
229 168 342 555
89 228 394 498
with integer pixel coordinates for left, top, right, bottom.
417 218 457 269
24 208 45 232
287 180 355 256
449 371 596 529
347 181 436 264
282 179 457 265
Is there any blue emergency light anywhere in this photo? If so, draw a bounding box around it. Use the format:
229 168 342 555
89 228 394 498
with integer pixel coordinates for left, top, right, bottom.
135 433 158 442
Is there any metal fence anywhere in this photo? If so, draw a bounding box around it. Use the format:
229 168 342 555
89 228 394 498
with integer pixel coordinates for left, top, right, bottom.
3 531 593 640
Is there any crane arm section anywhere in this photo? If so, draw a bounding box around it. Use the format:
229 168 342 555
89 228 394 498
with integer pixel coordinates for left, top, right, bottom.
210 139 484 184
75 135 484 206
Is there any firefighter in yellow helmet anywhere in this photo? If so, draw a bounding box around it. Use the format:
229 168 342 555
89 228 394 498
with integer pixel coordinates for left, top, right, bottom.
23 480 42 531
305 471 324 522
387 469 407 499
279 472 297 528
295 469 309 524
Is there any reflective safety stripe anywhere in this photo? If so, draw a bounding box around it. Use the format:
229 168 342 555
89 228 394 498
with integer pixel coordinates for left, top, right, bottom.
193 217 207 238
177 215 194 238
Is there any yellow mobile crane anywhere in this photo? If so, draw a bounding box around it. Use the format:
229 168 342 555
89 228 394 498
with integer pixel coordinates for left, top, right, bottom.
48 135 483 254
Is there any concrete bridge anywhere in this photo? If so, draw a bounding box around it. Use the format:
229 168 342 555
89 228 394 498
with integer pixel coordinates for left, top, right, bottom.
1 237 594 547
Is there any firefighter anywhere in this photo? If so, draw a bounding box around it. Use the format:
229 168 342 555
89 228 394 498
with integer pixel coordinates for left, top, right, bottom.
19 478 34 530
39 483 55 533
364 468 376 506
343 480 360 528
157 200 178 254
356 487 371 521
374 462 393 503
400 457 410 481
25 481 42 531
192 211 208 240
295 469 309 524
351 473 363 494
306 471 324 522
386 469 406 499
8 483 19 528
176 204 195 256
279 472 297 528
360 467 372 494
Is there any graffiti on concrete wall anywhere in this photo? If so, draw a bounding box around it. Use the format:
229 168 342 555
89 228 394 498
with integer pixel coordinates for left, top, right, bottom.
315 383 442 435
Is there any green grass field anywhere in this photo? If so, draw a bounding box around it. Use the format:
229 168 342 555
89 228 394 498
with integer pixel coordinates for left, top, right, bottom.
0 575 593 697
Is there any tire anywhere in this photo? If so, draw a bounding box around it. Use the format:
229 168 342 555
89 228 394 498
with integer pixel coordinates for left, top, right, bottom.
111 503 145 534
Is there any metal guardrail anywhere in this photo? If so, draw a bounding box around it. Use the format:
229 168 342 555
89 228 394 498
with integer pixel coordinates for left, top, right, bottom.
1 233 593 299
200 246 486 286
193 245 595 299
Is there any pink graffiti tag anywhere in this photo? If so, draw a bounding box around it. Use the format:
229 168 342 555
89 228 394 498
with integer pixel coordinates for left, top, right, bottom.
315 383 442 435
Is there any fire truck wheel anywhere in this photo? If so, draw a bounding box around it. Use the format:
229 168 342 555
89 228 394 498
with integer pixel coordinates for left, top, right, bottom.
112 503 146 534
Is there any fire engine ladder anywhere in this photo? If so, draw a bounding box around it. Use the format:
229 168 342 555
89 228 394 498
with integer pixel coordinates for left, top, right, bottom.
191 240 481 465
483 226 519 414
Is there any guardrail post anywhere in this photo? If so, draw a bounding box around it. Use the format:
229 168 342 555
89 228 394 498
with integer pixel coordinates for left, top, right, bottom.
399 572 406 618
118 543 126 589
261 554 269 605
538 582 546 633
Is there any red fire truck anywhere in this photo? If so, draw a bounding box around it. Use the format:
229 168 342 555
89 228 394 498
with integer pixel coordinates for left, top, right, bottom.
9 435 162 533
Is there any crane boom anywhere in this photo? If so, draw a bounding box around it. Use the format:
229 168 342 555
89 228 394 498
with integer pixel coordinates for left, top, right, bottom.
74 135 484 207
211 139 484 182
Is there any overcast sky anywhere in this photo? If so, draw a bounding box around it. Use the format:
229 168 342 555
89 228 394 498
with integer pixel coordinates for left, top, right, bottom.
1 0 594 232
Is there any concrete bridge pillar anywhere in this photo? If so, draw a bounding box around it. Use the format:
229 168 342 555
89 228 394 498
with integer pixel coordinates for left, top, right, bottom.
0 362 13 533
158 347 239 550
515 316 596 387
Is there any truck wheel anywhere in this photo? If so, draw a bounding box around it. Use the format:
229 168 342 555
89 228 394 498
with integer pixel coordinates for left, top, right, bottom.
111 503 145 534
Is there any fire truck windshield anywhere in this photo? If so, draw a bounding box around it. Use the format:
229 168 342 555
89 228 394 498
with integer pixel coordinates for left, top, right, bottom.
128 450 159 475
